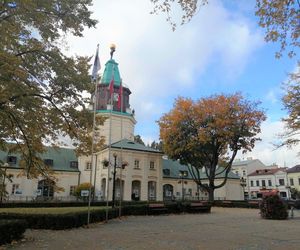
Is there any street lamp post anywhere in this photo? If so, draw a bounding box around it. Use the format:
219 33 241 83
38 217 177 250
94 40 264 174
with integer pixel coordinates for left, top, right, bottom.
112 153 117 208
179 170 187 201
240 177 247 200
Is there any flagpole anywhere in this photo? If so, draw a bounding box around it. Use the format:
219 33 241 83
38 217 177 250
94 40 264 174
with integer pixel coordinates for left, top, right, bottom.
105 44 116 222
119 80 124 218
105 90 113 223
87 44 100 226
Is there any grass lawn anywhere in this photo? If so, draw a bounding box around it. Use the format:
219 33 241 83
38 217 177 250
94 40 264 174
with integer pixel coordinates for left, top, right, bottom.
0 206 108 214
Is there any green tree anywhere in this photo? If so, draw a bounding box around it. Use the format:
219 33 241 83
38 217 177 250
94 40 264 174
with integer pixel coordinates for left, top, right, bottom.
290 187 300 199
150 0 300 57
134 135 145 145
150 140 163 151
281 66 300 149
158 93 266 201
0 0 103 178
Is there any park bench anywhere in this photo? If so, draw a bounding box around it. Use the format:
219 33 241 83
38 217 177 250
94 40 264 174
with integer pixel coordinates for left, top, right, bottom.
148 203 168 215
248 200 259 208
188 202 211 213
221 201 233 207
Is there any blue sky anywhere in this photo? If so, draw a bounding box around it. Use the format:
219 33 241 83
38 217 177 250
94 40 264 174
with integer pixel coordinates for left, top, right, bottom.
65 0 299 167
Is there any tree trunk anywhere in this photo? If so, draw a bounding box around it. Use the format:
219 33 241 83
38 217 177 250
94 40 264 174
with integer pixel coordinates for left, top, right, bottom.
208 187 214 202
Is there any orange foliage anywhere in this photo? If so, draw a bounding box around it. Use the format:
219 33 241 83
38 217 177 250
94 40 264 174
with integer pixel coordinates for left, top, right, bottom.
158 93 266 201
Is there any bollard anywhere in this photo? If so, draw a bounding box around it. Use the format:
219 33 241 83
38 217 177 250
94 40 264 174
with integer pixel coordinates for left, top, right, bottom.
290 206 294 218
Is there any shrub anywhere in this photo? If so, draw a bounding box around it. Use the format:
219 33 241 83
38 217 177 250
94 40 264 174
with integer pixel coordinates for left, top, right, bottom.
0 219 27 245
74 183 94 201
259 194 288 220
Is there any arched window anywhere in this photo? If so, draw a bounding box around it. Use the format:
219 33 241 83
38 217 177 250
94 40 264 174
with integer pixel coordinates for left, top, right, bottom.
163 184 174 200
148 181 156 201
37 179 54 198
131 180 141 201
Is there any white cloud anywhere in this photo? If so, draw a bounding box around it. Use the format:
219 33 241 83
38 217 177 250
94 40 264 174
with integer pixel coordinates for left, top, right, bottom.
64 0 263 138
237 119 300 167
61 0 278 158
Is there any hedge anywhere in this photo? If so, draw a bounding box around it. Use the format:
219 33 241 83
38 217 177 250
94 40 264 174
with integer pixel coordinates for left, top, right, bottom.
0 208 119 230
0 200 148 208
0 219 27 245
0 202 211 230
213 200 259 209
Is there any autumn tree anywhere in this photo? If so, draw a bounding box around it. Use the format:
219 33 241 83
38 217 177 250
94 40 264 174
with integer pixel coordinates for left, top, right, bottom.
159 93 266 201
0 0 103 179
150 0 300 57
281 65 300 149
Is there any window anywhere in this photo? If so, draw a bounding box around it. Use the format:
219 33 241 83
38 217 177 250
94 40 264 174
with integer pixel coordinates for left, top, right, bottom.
44 159 53 166
250 181 254 187
69 186 77 196
279 179 285 186
163 169 170 176
179 170 188 177
268 180 272 186
256 180 259 187
11 184 20 195
70 161 78 169
188 188 192 195
134 160 140 169
150 161 155 169
280 191 287 198
262 180 266 187
7 156 17 165
290 178 294 186
242 170 246 176
298 178 300 185
85 162 92 171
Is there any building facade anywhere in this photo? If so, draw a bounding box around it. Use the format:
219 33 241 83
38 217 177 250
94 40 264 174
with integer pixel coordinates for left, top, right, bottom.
231 158 272 199
287 165 300 192
0 52 244 202
247 168 290 199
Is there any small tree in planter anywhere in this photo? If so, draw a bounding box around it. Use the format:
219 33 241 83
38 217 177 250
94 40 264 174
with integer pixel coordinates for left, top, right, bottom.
260 194 288 220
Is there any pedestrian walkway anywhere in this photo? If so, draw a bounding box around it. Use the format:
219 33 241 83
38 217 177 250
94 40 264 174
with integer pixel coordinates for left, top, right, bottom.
8 207 300 250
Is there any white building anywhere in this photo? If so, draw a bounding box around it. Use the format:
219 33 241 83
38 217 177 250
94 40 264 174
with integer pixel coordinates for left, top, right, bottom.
247 168 290 199
231 158 273 199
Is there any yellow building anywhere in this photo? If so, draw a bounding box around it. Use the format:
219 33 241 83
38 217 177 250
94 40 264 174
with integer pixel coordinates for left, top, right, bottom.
287 165 300 191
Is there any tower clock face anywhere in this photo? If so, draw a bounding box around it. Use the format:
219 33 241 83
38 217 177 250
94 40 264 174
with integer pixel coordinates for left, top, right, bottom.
113 93 119 101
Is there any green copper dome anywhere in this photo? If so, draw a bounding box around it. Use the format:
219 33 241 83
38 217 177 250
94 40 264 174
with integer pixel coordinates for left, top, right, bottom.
101 59 121 86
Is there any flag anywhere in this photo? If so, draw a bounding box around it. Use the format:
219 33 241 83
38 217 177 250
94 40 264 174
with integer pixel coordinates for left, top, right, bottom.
91 44 101 81
117 80 123 109
108 70 114 97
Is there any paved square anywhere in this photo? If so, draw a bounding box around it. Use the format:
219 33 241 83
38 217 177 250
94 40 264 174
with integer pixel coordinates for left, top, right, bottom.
10 207 300 250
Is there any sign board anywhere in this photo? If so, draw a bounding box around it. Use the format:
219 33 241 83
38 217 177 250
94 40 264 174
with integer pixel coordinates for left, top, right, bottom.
81 190 89 197
15 189 22 195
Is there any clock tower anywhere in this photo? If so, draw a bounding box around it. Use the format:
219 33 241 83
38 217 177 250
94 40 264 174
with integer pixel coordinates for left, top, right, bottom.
94 45 136 144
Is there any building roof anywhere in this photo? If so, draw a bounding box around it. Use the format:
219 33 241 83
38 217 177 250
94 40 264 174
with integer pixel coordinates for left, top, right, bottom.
162 159 239 180
248 168 286 176
287 165 300 173
101 59 121 86
0 146 79 172
111 139 162 154
232 158 262 166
